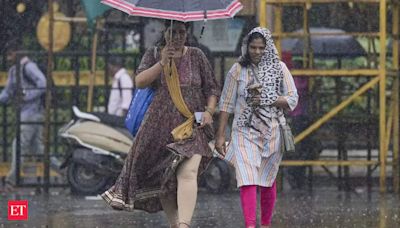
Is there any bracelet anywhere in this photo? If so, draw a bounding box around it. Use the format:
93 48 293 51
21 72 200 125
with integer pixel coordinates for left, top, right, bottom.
205 106 215 116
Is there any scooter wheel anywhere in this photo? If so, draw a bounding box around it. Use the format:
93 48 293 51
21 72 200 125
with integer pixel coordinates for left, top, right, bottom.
203 159 230 194
67 161 109 195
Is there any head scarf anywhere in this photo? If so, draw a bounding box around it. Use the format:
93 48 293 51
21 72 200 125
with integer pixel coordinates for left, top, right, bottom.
237 27 284 138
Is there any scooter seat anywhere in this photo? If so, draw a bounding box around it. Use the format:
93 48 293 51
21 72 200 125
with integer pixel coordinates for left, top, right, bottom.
72 106 126 129
72 106 101 122
90 112 126 129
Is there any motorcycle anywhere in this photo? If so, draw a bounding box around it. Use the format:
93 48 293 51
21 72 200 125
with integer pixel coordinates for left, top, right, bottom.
59 106 230 195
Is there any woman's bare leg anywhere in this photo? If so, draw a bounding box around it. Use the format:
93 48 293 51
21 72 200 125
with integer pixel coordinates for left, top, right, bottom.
176 154 202 227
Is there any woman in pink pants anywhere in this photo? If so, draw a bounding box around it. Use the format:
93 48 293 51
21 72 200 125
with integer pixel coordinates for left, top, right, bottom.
216 27 298 228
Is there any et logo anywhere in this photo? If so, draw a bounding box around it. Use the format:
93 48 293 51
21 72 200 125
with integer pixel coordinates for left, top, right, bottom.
8 200 28 220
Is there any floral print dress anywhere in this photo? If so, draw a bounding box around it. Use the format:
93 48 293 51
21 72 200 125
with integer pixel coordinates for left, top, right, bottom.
102 47 220 213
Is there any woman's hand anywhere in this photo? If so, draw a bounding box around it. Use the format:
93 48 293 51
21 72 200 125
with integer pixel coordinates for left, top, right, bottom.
249 95 261 106
272 96 290 110
160 45 183 66
215 134 226 156
160 46 174 66
198 111 213 128
247 84 262 106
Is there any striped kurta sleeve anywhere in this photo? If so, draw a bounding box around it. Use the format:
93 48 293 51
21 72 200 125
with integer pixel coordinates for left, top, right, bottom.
280 62 299 111
219 63 240 113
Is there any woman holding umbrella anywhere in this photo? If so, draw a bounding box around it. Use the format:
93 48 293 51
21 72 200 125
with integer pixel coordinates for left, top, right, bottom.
215 27 298 228
102 20 220 228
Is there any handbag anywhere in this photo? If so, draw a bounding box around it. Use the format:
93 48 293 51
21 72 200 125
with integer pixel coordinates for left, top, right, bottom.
124 87 154 136
280 124 295 153
161 146 186 186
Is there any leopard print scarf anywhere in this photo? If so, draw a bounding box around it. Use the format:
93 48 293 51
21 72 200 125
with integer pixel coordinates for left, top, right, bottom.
237 27 284 138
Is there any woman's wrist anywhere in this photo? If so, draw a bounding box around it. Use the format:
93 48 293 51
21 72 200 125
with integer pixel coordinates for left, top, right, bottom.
216 129 225 138
204 106 215 116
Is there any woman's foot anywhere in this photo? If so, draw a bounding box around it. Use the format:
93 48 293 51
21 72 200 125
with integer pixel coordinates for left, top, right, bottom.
178 222 190 228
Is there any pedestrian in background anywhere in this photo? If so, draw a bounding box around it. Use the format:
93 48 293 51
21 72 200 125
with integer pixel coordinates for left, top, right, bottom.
107 56 133 117
0 41 46 186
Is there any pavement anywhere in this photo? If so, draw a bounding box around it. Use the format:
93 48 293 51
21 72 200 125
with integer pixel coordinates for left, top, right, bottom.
0 186 399 228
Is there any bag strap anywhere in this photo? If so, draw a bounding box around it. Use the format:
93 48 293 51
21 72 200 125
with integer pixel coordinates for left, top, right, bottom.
236 63 241 79
163 60 194 141
117 77 122 98
164 61 192 118
21 61 37 87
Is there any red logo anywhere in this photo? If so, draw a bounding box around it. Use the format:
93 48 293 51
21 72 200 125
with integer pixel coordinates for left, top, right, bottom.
8 200 28 220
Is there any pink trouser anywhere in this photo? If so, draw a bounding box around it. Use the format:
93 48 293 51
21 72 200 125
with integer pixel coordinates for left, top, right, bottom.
239 182 277 227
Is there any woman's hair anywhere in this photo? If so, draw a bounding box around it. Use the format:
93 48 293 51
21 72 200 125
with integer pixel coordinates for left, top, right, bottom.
238 32 266 67
155 20 191 47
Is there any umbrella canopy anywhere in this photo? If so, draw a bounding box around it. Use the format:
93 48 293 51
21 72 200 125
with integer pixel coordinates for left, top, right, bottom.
101 0 243 22
282 27 366 58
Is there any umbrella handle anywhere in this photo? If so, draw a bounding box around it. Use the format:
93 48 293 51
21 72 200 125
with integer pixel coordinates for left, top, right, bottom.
169 20 173 76
170 20 173 43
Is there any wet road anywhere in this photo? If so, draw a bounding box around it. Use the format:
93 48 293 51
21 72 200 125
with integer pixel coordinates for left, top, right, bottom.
0 187 399 228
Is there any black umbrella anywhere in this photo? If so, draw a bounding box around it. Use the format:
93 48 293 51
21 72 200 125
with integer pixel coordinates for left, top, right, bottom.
282 27 366 58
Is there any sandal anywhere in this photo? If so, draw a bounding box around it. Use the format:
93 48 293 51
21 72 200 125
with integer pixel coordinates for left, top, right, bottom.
178 222 190 228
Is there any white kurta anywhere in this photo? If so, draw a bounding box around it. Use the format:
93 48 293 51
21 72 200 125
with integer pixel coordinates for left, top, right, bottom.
108 68 134 116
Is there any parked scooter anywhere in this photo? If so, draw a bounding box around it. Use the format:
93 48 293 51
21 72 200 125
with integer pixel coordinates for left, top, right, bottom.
58 106 131 195
59 106 230 195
